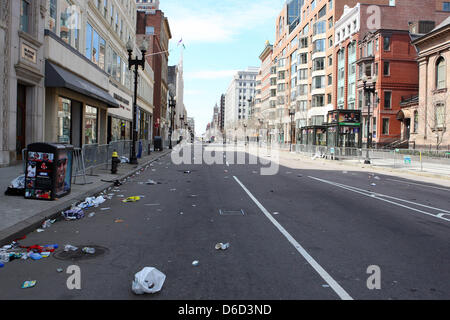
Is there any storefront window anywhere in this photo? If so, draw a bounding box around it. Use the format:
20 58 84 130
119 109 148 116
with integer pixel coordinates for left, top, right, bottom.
85 105 98 144
57 98 71 144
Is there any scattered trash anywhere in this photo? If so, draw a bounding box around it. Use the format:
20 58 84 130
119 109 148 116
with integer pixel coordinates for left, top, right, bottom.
64 245 78 252
322 284 330 288
36 229 45 233
146 179 158 185
77 196 106 209
132 267 166 295
21 281 36 289
215 243 230 250
343 171 348 174
273 212 280 215
144 203 160 206
114 180 122 186
192 260 199 266
371 183 377 186
297 174 303 177
62 207 84 220
100 208 111 211
28 252 42 260
0 262 4 268
192 204 196 207
88 212 96 218
82 247 96 254
120 156 130 163
374 176 381 180
42 219 53 229
40 252 51 258
56 268 63 273
115 219 124 223
0 252 10 263
184 171 191 174
122 196 141 203
4 175 25 196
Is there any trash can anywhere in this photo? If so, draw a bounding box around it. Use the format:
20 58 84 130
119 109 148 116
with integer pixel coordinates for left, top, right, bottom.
24 143 74 201
154 136 162 151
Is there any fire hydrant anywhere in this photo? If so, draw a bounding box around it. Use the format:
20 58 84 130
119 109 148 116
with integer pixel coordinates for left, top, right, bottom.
111 151 120 174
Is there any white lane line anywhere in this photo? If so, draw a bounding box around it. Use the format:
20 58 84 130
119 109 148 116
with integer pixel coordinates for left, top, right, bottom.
322 179 450 214
308 176 450 223
233 175 353 300
386 178 450 192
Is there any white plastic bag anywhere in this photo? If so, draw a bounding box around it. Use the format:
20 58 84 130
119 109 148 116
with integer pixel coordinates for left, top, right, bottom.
132 267 166 295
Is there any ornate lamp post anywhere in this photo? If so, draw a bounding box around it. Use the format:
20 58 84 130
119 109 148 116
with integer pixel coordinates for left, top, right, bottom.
168 98 176 149
362 74 377 164
289 108 295 152
126 37 148 165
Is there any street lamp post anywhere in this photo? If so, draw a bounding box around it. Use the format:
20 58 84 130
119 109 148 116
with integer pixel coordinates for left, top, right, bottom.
168 98 176 149
243 123 247 146
179 115 185 143
126 37 148 165
289 109 295 152
362 74 377 164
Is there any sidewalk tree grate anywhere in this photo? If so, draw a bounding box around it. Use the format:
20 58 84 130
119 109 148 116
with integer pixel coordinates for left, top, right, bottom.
53 245 109 261
219 209 245 216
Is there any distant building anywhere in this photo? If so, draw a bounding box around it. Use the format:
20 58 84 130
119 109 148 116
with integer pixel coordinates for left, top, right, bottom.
219 94 225 131
224 67 259 132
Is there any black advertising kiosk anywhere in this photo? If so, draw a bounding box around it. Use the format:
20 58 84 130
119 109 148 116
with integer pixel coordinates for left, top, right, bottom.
24 143 74 200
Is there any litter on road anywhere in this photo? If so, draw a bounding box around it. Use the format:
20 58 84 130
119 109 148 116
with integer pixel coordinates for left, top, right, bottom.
64 245 78 252
132 267 166 295
192 260 199 266
115 219 124 223
122 196 141 203
21 281 36 289
82 247 96 254
215 243 230 250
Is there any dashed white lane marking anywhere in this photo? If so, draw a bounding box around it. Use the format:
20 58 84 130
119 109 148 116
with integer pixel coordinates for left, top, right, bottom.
233 175 353 300
386 178 450 192
309 176 450 223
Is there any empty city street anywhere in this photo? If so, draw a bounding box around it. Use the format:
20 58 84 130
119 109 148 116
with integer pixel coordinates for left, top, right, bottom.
1 143 449 300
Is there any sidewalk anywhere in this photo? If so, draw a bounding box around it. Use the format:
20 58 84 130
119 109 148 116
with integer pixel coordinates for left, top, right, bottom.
0 149 172 245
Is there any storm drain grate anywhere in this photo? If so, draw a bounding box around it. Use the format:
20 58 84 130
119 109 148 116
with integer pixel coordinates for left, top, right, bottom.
53 245 109 261
219 209 245 216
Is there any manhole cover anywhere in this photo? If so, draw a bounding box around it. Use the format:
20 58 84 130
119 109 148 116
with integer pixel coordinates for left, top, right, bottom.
219 209 245 216
53 245 109 261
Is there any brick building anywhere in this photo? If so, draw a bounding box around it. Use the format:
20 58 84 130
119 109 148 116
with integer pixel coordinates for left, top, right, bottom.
333 0 449 147
136 8 171 143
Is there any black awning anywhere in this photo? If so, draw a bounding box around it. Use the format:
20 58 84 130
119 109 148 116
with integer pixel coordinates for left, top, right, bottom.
45 61 119 108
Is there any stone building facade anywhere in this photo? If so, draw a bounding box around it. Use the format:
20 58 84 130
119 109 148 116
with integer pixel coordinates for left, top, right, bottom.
0 0 47 166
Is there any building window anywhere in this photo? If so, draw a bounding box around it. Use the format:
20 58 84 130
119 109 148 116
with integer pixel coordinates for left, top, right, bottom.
49 0 57 33
383 36 391 51
20 0 31 33
382 118 390 135
413 110 418 133
329 0 333 10
435 103 445 129
85 106 98 145
443 2 450 11
60 1 80 50
383 61 390 76
436 57 446 89
384 91 392 109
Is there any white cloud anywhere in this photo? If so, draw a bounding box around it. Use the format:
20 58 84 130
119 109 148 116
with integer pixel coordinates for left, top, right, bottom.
185 69 237 80
163 0 279 45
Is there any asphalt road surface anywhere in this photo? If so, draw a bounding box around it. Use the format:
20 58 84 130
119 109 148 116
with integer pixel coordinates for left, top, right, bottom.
1 143 449 300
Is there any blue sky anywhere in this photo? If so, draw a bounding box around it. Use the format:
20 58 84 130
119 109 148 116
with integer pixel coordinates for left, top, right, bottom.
159 0 285 135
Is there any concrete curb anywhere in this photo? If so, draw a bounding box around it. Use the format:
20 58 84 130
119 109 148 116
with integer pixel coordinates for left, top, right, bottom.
0 149 172 246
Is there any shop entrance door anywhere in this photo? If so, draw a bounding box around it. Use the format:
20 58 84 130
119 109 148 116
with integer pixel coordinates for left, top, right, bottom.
16 84 27 160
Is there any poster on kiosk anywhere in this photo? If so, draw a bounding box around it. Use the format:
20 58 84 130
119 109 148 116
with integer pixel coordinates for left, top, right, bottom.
24 143 73 201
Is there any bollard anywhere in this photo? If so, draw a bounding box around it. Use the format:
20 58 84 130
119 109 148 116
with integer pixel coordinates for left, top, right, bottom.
111 150 120 174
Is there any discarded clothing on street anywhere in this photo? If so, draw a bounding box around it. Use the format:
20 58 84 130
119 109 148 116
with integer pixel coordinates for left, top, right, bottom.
122 196 141 203
62 207 84 220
